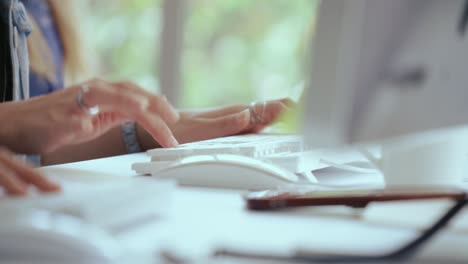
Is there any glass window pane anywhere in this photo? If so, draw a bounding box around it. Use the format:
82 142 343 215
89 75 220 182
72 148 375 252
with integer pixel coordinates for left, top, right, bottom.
182 0 318 108
84 0 161 92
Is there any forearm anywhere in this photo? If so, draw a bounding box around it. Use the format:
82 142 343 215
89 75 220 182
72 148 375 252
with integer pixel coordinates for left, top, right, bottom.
0 103 38 154
0 123 23 153
41 122 160 166
41 126 127 165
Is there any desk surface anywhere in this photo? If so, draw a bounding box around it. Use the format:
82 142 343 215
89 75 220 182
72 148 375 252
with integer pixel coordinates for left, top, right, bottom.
40 153 468 263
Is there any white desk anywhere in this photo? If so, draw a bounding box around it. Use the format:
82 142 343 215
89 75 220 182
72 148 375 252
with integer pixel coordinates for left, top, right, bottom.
40 154 468 263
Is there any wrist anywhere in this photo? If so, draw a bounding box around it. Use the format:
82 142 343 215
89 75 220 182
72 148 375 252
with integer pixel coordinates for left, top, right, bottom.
120 122 143 153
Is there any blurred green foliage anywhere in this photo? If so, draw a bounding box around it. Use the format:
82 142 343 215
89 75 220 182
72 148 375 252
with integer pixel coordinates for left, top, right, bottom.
86 0 318 121
85 0 162 91
183 0 317 108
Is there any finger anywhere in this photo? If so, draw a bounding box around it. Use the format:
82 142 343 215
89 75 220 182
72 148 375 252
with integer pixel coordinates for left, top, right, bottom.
112 81 179 124
191 99 293 120
78 82 151 116
91 112 131 135
68 111 131 143
258 101 290 125
0 149 60 193
13 165 60 192
245 101 291 133
67 82 179 148
188 105 247 119
279 98 296 107
138 114 179 148
0 149 26 195
0 156 27 195
190 110 251 141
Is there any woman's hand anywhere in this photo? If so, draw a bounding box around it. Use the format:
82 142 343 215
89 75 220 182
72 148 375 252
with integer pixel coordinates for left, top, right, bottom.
0 78 179 154
0 147 59 196
175 98 293 143
137 98 293 147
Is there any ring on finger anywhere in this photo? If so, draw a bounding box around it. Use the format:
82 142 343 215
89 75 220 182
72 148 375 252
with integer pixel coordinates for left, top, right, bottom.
249 101 266 125
76 84 100 116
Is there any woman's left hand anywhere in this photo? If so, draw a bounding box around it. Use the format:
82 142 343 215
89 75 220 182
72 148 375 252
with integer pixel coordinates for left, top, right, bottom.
0 147 60 196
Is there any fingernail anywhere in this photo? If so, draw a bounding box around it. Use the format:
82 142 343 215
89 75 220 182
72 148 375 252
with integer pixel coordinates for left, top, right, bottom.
168 136 179 148
174 110 180 121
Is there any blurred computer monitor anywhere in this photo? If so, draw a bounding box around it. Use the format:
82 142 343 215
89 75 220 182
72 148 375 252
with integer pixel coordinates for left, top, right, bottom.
306 0 468 146
305 0 468 186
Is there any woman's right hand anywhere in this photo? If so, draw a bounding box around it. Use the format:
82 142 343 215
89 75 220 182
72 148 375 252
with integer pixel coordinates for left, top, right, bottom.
0 78 180 154
0 147 59 196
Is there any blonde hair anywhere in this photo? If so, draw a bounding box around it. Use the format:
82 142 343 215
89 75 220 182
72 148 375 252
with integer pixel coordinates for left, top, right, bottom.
27 0 85 84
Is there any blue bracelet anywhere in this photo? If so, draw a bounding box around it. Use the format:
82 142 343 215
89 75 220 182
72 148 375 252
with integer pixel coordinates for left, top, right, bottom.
121 122 143 153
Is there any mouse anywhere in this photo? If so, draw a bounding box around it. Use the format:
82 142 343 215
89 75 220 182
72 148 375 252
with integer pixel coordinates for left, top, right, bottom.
142 154 301 189
0 209 120 263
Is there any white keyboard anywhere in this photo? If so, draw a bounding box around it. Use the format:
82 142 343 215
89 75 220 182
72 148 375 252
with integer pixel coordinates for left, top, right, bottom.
148 134 303 160
134 134 309 175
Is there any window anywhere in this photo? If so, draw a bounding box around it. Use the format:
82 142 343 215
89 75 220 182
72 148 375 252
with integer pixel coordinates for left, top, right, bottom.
85 0 161 91
85 0 318 110
182 0 318 108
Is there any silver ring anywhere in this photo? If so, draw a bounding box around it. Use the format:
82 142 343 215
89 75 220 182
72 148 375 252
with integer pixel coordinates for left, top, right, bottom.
76 84 100 115
249 101 266 125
